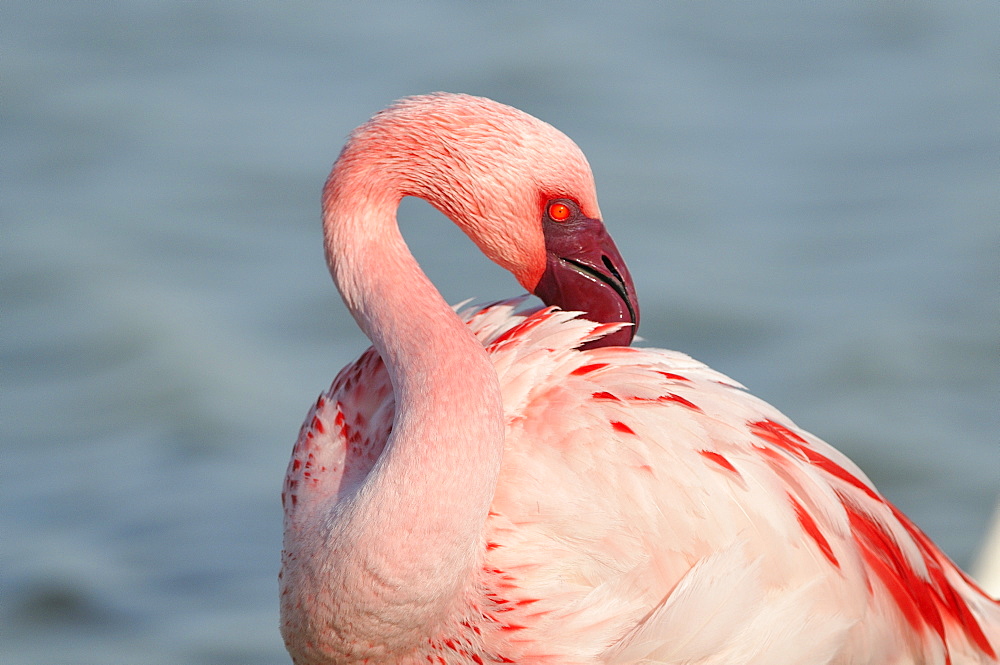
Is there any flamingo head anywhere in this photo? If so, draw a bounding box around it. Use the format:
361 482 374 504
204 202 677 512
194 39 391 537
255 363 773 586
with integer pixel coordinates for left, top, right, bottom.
330 93 639 347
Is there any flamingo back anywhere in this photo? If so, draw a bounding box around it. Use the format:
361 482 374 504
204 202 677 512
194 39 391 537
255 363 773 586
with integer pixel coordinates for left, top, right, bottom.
283 299 999 664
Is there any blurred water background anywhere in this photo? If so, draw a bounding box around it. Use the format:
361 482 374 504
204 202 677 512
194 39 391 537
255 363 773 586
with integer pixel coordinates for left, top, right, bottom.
3 2 998 663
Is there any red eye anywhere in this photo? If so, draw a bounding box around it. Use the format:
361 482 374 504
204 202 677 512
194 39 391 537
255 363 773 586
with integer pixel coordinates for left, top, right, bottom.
547 201 572 222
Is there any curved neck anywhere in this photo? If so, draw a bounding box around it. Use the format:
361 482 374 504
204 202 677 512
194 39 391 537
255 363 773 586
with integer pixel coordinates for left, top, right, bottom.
317 168 505 652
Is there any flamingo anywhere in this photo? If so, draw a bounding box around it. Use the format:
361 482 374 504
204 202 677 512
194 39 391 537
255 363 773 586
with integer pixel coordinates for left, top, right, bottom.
279 93 999 664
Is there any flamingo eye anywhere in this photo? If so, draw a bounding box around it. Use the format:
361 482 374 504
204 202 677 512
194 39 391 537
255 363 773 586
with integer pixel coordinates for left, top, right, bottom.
547 201 573 222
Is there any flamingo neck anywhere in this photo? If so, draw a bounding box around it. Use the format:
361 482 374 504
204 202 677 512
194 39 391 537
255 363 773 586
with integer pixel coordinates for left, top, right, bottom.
308 176 505 656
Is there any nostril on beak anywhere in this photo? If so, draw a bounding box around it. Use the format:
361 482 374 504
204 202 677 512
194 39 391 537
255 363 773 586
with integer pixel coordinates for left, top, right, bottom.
602 255 624 284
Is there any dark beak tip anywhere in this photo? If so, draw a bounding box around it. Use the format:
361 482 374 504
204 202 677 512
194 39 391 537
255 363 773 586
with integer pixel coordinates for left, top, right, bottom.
535 215 639 348
533 254 639 348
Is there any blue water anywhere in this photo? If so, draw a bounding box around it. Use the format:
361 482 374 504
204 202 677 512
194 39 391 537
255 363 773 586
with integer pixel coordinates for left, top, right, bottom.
3 3 998 663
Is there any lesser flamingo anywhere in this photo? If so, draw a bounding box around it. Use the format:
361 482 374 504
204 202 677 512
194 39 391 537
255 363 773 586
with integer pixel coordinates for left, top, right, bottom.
279 93 999 664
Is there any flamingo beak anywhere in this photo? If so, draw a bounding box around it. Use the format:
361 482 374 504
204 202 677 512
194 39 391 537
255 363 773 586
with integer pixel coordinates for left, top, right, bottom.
532 215 640 348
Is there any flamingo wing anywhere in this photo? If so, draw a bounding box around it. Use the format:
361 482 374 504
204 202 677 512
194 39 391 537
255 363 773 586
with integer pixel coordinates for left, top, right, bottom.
460 302 999 664
284 299 997 663
282 346 394 522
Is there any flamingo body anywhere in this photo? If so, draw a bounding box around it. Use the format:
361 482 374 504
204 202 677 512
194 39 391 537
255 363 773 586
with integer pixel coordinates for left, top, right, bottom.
279 94 999 664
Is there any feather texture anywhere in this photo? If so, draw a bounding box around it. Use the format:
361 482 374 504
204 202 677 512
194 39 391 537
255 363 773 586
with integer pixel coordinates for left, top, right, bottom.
283 300 999 663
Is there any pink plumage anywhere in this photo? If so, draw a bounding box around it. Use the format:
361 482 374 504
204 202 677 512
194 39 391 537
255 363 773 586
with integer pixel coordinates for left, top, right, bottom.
279 93 999 664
